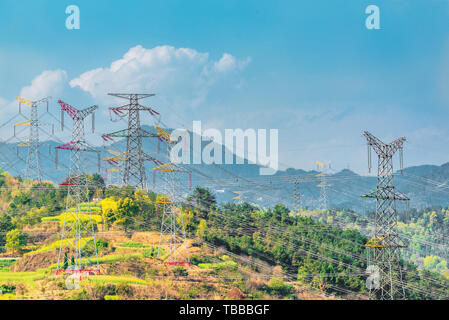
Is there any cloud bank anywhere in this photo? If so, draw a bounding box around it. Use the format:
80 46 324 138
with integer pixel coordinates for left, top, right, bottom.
70 45 250 108
20 70 68 101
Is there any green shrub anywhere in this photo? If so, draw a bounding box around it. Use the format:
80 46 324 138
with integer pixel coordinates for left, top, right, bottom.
265 278 295 296
119 242 148 248
0 284 16 294
92 283 117 299
143 246 165 258
173 266 188 277
190 255 212 265
116 282 132 297
198 260 238 271
0 259 17 267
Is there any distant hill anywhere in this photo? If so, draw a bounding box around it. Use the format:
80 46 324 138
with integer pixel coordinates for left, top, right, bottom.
1 125 449 211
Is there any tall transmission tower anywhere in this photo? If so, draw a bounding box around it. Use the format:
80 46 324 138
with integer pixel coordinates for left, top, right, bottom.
103 149 128 187
153 126 192 267
55 100 101 276
102 94 162 190
316 161 329 211
293 179 301 214
14 96 51 181
361 131 409 300
284 177 302 214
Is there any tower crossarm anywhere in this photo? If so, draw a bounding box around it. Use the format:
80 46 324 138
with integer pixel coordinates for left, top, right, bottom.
387 137 406 157
55 141 100 153
155 126 173 143
361 188 410 201
363 131 406 157
153 162 190 174
57 100 98 120
16 96 51 107
78 105 99 120
103 151 129 163
143 153 164 166
108 93 155 100
14 120 31 127
32 97 51 106
16 96 33 106
110 103 160 116
363 131 386 155
102 128 159 140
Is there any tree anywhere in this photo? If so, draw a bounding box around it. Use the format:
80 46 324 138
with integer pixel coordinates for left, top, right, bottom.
272 204 291 223
100 197 119 229
0 214 13 243
196 219 208 238
115 197 139 233
187 187 216 218
90 173 105 187
266 277 294 296
88 174 105 199
5 229 27 253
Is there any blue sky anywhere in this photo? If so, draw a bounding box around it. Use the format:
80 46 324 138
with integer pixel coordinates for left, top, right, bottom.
1 0 449 174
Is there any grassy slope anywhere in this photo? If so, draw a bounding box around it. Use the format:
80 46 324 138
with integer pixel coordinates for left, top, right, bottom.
0 226 331 300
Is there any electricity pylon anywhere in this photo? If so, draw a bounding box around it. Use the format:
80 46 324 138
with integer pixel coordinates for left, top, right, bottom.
293 179 301 214
316 161 329 211
154 126 192 267
102 94 162 190
55 100 100 276
361 131 409 300
15 96 51 181
284 177 302 214
103 149 128 187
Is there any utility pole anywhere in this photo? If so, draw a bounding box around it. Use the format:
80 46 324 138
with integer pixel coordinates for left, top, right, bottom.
15 96 51 181
362 131 409 300
102 94 162 190
55 100 100 276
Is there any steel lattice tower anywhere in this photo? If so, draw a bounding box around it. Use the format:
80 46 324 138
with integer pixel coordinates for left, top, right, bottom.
102 94 161 190
15 97 50 181
362 131 409 300
293 179 301 214
156 171 191 267
56 100 101 276
103 149 129 188
316 161 329 211
154 127 191 267
285 177 302 214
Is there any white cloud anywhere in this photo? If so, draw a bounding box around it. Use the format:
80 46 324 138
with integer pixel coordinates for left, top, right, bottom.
69 45 250 108
20 69 68 101
213 53 251 73
0 69 69 141
0 69 68 119
213 53 236 73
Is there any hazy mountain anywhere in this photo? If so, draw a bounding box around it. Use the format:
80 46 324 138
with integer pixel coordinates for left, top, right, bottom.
1 125 448 211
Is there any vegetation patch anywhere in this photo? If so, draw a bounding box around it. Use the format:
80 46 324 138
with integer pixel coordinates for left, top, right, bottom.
0 259 18 267
85 275 148 286
118 242 148 248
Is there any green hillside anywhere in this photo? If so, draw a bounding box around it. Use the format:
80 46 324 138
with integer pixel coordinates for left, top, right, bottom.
0 171 448 300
